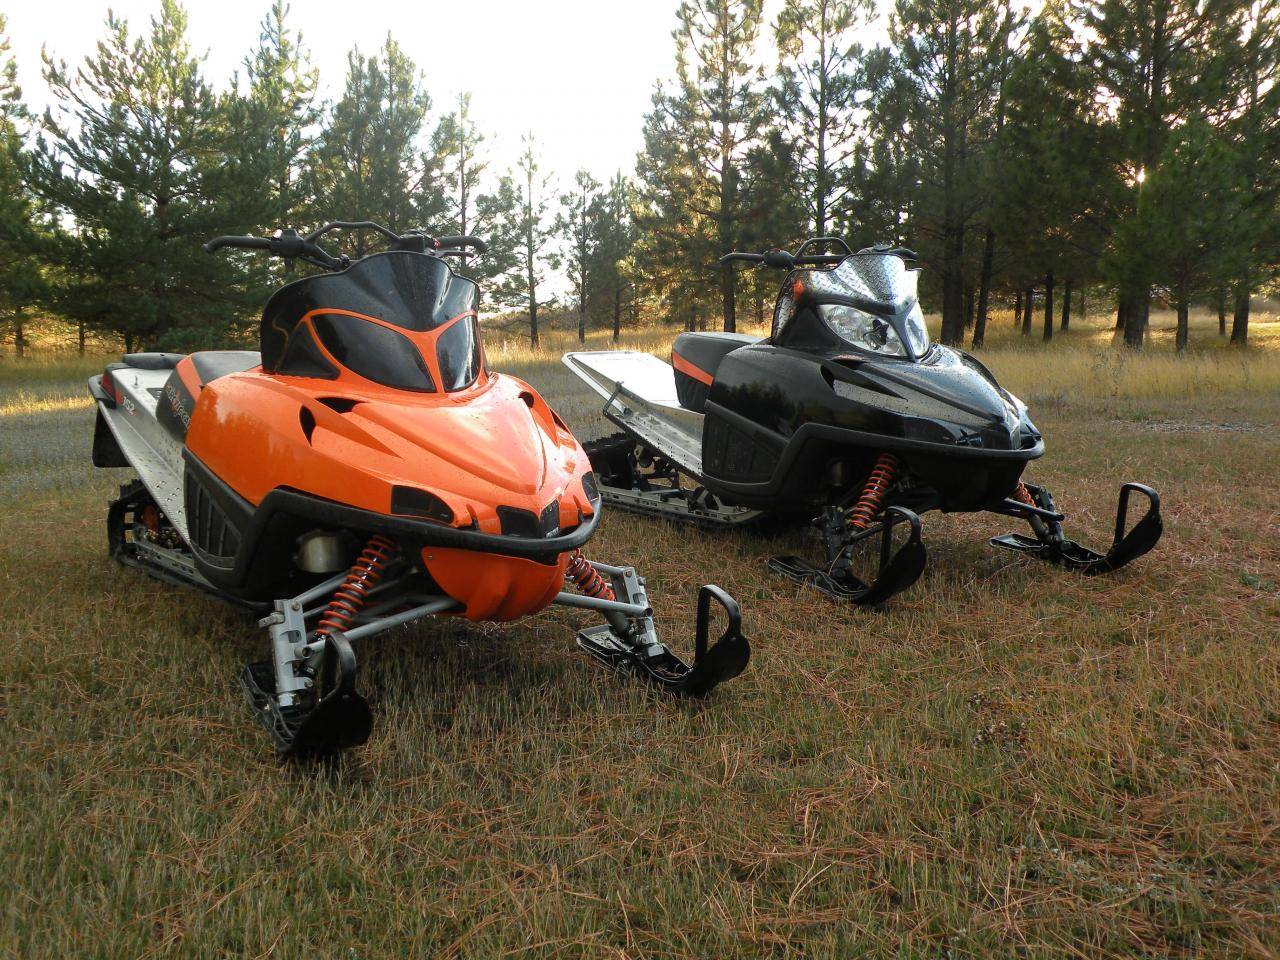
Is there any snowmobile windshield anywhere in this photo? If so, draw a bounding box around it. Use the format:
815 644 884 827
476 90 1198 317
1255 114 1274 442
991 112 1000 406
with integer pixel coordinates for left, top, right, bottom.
262 251 481 369
312 313 436 392
263 251 484 390
807 255 929 360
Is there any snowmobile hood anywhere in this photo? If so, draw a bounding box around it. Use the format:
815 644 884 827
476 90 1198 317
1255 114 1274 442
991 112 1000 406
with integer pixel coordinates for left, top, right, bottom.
183 370 597 539
829 345 1037 450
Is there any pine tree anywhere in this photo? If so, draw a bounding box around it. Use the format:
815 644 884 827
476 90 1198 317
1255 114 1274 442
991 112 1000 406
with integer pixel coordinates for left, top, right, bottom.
1138 117 1248 350
432 94 487 247
468 172 521 295
1072 0 1250 347
991 6 1104 346
32 0 246 350
633 88 719 331
503 134 554 346
553 170 604 343
1219 1 1280 345
852 47 921 248
219 1 318 297
309 37 429 251
673 0 768 332
0 15 48 358
882 0 1020 346
594 173 636 342
772 0 871 237
230 3 317 227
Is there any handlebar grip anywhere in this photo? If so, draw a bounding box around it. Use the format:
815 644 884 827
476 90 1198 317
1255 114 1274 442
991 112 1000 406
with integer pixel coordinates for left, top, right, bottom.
792 254 848 265
203 235 272 254
435 235 488 254
718 252 764 266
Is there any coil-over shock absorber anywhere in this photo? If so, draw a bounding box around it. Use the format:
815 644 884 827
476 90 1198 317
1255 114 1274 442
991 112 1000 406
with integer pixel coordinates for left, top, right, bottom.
565 548 615 601
848 452 900 530
316 535 397 637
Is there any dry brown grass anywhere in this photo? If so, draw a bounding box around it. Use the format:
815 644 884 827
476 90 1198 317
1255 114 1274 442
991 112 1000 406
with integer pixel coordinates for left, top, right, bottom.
2 312 1278 958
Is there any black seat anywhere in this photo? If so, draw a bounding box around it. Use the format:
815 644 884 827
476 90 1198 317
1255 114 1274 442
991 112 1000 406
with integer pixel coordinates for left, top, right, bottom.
157 351 261 443
122 352 185 370
671 332 758 412
188 350 261 388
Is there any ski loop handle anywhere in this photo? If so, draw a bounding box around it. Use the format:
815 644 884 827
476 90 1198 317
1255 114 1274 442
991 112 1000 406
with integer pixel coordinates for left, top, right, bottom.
694 584 742 664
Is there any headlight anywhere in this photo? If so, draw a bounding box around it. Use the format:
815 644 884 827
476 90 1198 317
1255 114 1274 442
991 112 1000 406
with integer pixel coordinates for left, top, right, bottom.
819 303 930 358
820 304 906 356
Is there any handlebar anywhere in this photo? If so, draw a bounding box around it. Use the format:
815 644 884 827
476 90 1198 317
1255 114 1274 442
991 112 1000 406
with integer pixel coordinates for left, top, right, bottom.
203 231 345 270
204 223 490 270
717 250 848 269
203 235 272 254
719 238 921 271
435 235 488 255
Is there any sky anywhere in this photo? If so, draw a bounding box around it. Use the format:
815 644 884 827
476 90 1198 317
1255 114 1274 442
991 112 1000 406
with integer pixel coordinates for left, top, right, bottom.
5 0 796 187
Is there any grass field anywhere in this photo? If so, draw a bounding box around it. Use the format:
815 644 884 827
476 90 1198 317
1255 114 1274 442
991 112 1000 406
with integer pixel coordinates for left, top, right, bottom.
3 310 1278 958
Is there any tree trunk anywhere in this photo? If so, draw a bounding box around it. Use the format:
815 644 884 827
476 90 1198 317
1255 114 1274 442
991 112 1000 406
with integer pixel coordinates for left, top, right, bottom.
1013 290 1022 327
78 319 86 356
1122 291 1146 348
972 228 995 349
1060 279 1072 332
940 224 966 345
612 286 621 343
13 310 25 358
1175 299 1189 351
1043 272 1054 342
722 267 736 333
1021 287 1033 336
1231 288 1249 345
529 297 539 348
1115 301 1124 330
963 283 975 331
125 332 134 353
1079 287 1086 321
577 304 586 344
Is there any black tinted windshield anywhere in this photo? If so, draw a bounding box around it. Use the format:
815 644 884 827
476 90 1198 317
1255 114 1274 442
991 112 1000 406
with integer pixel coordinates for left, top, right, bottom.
313 313 436 392
261 251 480 371
436 315 481 391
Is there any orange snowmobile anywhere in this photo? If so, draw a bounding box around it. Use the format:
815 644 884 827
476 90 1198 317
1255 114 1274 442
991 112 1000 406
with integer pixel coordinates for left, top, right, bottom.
88 222 749 756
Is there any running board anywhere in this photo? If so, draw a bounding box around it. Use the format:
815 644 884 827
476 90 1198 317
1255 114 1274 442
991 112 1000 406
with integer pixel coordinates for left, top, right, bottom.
597 481 763 528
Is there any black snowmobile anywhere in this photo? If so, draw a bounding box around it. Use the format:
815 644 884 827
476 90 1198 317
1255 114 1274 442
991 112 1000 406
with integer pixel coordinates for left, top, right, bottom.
564 238 1163 606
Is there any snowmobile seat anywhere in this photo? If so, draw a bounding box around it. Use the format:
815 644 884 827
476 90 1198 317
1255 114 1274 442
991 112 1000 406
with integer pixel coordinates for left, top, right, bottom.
157 350 262 444
122 352 186 370
672 332 759 412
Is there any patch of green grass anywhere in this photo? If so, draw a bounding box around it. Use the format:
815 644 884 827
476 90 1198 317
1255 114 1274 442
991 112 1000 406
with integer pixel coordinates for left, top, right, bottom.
2 328 1278 958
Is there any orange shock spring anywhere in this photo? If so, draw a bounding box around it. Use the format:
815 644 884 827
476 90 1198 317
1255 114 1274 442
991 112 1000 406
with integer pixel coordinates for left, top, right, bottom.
1013 481 1035 506
316 534 396 637
848 453 900 530
565 548 615 601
